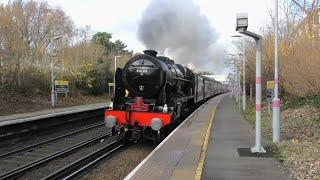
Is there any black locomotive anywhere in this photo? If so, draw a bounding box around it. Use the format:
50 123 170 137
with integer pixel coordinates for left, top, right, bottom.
105 50 227 144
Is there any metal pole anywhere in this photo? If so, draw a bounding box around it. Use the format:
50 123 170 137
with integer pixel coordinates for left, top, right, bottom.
233 76 236 100
273 0 280 143
231 76 233 99
51 62 55 108
242 38 246 111
236 67 239 104
250 83 253 102
238 62 241 111
234 74 236 101
237 28 265 153
251 38 265 153
48 36 63 108
231 77 234 99
0 56 3 85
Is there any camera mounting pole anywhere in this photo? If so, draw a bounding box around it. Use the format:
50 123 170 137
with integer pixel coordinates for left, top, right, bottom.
236 13 265 153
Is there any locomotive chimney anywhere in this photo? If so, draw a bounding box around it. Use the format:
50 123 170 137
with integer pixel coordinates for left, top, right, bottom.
143 50 158 57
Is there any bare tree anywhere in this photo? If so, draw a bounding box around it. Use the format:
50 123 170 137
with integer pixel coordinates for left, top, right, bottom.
0 0 74 91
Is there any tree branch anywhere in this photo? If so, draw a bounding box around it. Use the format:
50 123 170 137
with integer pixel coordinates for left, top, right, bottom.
292 0 307 12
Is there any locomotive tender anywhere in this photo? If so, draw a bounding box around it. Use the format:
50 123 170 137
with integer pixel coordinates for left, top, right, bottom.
105 50 227 144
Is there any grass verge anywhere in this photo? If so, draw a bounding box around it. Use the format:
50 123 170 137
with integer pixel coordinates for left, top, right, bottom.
244 99 320 179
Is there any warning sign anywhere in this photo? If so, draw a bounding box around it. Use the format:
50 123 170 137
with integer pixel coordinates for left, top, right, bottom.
266 81 274 101
267 81 275 89
55 80 69 93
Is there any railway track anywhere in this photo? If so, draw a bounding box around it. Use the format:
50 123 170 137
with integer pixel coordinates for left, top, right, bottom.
0 123 104 159
0 108 105 141
42 140 125 180
0 122 117 179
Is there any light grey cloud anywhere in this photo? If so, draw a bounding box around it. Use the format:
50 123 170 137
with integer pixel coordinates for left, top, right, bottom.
137 0 226 74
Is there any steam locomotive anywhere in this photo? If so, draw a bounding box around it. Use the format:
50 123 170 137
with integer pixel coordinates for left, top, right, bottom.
104 50 227 144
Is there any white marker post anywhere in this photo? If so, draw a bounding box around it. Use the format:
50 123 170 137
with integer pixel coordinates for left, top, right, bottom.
273 0 280 143
50 62 55 108
236 13 265 153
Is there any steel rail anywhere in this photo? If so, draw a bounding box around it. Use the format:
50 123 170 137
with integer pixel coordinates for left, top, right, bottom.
42 140 125 180
0 123 105 159
0 131 112 179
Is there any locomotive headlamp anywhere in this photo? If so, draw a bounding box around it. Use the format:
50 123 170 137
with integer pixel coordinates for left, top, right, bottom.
105 115 116 128
151 118 162 131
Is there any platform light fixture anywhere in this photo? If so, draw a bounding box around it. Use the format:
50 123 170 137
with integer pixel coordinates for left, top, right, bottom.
50 35 64 108
236 13 265 153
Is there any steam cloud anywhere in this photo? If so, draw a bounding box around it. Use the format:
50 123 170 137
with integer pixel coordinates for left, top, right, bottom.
137 0 226 74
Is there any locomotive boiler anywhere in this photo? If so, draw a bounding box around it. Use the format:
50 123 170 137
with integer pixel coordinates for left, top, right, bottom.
122 50 194 103
105 50 227 144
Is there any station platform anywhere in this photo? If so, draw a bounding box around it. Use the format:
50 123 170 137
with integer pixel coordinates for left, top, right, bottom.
125 94 288 180
0 102 111 127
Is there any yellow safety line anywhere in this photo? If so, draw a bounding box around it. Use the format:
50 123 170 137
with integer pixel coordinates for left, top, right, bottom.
195 97 222 180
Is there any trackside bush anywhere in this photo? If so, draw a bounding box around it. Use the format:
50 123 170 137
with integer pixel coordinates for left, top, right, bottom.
76 63 112 95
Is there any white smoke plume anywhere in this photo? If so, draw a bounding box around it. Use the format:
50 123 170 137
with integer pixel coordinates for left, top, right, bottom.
137 0 226 74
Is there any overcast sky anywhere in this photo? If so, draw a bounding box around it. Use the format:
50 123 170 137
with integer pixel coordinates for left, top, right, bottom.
46 0 273 53
0 0 274 74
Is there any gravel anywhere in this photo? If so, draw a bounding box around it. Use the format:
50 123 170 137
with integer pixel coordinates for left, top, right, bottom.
80 143 154 180
0 118 103 154
17 134 117 179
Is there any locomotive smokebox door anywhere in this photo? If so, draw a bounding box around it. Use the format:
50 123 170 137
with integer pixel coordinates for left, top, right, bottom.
122 51 164 98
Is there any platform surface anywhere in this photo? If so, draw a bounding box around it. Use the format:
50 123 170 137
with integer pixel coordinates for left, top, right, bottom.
202 96 287 179
0 102 111 127
125 94 288 180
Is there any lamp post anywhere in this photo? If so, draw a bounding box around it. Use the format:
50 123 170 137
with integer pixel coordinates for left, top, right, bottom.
273 0 280 143
228 53 241 108
236 56 241 111
114 56 121 94
231 35 246 111
228 53 241 109
0 56 3 85
236 13 265 153
49 36 63 108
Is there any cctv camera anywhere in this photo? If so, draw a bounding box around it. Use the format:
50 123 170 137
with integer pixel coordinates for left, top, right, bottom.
236 13 248 32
